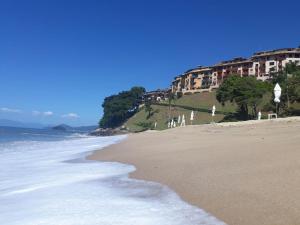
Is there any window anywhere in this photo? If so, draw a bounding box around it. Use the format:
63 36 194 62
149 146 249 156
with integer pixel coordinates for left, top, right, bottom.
192 73 198 78
269 62 275 66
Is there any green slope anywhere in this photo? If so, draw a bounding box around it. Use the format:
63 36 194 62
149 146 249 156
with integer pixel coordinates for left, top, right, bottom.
124 91 298 132
125 91 235 132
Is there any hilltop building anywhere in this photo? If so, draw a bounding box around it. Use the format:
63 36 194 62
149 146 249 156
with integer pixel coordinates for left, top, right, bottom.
171 47 300 94
143 89 171 102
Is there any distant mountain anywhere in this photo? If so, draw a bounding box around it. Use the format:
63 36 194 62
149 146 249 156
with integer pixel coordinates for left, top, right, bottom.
52 124 73 131
0 119 45 129
0 119 97 132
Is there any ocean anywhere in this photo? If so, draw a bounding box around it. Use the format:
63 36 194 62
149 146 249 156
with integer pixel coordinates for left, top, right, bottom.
0 127 225 225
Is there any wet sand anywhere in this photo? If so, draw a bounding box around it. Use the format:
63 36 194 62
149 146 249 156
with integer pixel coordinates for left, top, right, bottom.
88 117 300 225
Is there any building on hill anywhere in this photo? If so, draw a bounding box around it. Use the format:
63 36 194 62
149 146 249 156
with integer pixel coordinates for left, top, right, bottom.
212 57 252 84
172 66 218 94
171 47 300 94
143 89 171 102
250 48 300 80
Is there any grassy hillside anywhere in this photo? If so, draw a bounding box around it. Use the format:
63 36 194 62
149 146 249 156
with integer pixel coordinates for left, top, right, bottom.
124 91 298 132
124 91 233 132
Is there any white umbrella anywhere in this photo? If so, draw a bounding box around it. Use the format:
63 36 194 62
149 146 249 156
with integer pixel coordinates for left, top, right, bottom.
190 111 194 120
181 114 186 127
274 83 281 103
171 119 174 128
190 111 194 125
274 83 281 115
168 121 171 128
258 111 262 120
178 115 181 124
212 105 216 117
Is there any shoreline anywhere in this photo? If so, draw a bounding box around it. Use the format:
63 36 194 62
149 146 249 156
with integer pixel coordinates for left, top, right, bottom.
88 117 300 225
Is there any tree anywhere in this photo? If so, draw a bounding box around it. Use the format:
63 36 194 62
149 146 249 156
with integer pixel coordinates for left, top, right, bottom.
167 92 177 121
288 75 300 103
99 86 146 128
216 75 270 120
272 62 300 111
144 100 153 119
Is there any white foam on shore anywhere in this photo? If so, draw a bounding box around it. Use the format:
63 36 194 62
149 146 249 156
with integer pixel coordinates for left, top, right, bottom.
0 135 226 225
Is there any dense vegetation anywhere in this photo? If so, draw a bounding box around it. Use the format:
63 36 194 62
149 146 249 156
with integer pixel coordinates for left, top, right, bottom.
216 76 271 120
216 62 300 120
125 92 237 132
99 87 145 128
271 62 300 114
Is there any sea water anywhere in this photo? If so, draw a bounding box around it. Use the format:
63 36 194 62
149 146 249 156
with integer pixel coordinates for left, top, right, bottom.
0 127 226 225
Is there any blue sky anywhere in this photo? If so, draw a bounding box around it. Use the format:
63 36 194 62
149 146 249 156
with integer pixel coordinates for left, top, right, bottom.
1 0 300 126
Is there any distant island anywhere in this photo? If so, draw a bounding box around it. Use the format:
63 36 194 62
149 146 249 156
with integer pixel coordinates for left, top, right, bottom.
52 124 73 132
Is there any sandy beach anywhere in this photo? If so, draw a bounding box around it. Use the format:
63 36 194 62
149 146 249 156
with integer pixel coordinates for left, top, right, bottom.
88 117 300 225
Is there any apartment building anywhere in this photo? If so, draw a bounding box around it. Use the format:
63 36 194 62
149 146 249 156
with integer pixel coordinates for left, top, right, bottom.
171 47 300 94
143 89 170 102
172 66 218 93
250 48 300 81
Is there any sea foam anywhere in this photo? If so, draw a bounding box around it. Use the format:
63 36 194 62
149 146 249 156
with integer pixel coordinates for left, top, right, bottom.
0 135 226 225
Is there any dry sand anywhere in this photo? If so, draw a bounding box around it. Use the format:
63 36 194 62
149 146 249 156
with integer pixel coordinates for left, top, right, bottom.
88 117 300 225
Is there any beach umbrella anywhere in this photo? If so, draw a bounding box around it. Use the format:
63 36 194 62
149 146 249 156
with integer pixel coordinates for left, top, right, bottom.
274 83 281 115
190 111 194 125
274 83 281 103
178 115 181 124
171 119 174 128
258 111 262 120
168 121 171 128
181 114 186 127
212 105 216 117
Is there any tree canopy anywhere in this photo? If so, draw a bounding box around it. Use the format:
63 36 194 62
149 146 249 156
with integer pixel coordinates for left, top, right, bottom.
216 75 271 119
99 86 145 128
271 62 300 111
